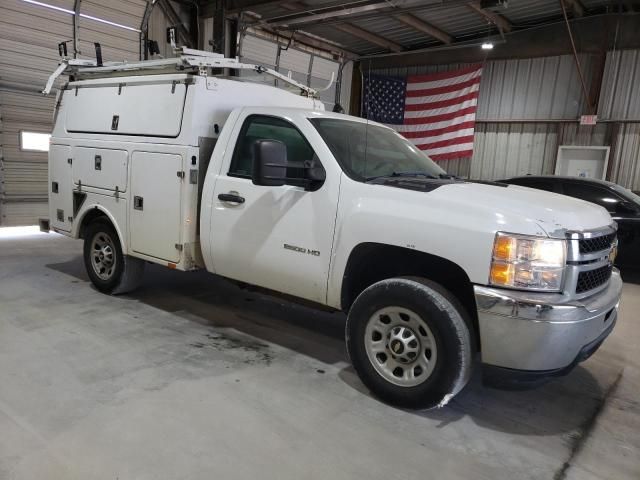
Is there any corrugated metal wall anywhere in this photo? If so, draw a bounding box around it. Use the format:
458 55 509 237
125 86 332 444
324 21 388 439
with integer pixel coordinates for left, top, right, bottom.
598 49 640 120
610 123 640 189
470 123 558 180
0 0 146 225
372 51 640 189
597 49 640 189
477 55 594 121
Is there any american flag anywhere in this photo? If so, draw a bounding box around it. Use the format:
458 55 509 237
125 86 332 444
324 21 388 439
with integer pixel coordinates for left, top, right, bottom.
363 65 482 161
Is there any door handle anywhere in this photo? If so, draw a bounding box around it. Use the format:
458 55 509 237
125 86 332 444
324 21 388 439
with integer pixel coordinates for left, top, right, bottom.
134 196 144 210
218 193 245 204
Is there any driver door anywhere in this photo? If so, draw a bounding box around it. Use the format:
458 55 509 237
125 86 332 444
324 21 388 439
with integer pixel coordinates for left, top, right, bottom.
208 111 341 304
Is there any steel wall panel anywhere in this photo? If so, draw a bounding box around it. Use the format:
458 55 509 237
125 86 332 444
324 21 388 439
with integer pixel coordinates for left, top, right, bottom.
470 123 559 180
559 123 609 147
477 55 594 120
599 49 640 120
435 158 471 178
610 123 640 190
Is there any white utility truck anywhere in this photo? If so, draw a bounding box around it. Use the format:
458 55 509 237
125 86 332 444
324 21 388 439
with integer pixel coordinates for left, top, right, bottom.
42 49 622 408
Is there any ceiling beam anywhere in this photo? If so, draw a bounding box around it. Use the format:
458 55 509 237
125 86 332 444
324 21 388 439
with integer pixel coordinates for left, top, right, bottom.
260 0 414 28
563 0 584 16
393 13 453 44
226 0 282 12
466 1 512 33
237 10 356 58
277 30 355 57
333 23 404 52
280 1 306 11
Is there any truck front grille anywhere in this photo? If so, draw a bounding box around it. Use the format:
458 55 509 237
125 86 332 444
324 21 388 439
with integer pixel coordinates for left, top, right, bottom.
566 226 617 297
576 265 613 293
578 233 616 254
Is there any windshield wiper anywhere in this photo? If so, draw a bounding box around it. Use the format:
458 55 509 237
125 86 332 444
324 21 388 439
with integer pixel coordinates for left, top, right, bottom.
366 171 439 182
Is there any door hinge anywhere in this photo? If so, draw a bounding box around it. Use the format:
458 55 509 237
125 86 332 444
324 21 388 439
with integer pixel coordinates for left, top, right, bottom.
171 81 178 93
67 158 73 165
115 186 120 200
175 243 183 251
177 171 185 179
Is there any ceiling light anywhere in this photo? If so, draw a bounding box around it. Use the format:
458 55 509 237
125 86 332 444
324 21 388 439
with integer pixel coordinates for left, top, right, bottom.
481 42 494 50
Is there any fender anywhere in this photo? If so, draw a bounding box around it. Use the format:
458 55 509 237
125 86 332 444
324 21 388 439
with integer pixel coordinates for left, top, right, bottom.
73 202 129 255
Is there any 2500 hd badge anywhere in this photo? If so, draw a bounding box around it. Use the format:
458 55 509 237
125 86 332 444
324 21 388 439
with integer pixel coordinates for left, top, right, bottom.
284 243 321 257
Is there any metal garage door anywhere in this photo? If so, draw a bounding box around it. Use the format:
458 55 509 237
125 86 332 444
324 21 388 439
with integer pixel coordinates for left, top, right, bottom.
239 34 342 110
310 56 339 111
0 0 145 226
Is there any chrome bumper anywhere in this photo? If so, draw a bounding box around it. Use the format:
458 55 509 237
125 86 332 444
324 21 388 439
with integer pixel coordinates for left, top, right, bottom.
474 269 622 371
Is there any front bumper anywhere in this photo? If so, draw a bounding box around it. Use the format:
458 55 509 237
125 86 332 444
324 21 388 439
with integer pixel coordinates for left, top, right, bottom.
474 269 622 374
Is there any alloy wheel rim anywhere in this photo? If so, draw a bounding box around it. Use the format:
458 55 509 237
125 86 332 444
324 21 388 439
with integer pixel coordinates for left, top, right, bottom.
364 306 438 387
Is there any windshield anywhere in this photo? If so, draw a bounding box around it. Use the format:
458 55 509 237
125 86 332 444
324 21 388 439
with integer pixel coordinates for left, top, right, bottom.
612 184 640 206
309 118 446 181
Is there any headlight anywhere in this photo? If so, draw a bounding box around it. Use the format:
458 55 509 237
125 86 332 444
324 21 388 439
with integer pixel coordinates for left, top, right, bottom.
489 233 566 291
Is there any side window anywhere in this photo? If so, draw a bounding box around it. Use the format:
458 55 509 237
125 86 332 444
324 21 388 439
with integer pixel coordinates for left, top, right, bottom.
519 180 555 192
229 115 319 182
563 183 623 213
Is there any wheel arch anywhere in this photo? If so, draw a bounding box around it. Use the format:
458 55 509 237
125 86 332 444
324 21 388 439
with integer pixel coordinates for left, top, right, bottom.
341 242 479 350
75 205 128 255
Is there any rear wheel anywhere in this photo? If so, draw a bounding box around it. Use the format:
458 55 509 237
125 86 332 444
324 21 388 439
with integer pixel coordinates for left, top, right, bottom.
346 277 473 409
83 219 144 294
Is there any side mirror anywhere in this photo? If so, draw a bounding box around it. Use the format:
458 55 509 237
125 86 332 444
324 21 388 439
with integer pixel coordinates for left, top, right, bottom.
252 139 287 187
305 158 326 183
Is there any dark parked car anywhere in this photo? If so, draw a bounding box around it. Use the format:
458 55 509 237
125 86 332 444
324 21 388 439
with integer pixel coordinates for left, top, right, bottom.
500 175 640 270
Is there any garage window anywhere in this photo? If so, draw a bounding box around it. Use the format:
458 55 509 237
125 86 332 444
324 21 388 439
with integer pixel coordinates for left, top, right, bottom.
20 132 51 152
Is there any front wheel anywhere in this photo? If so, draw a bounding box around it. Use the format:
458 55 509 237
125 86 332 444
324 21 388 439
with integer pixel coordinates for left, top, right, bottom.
346 277 473 409
83 219 145 295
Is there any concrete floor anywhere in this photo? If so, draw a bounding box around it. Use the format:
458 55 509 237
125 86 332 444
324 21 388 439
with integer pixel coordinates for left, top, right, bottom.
0 229 639 480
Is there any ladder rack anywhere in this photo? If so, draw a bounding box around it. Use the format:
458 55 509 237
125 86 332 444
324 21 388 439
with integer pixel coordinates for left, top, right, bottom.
43 47 333 98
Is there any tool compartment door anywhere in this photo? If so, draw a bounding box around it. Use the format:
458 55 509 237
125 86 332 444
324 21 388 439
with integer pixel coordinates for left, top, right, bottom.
72 147 127 191
65 82 187 137
130 152 183 263
49 144 73 232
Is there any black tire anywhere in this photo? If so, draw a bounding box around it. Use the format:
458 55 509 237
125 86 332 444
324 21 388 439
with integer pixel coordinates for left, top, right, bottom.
83 219 145 295
346 277 473 409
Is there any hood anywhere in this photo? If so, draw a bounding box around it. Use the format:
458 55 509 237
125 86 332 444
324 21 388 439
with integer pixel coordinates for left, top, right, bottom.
375 178 613 238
